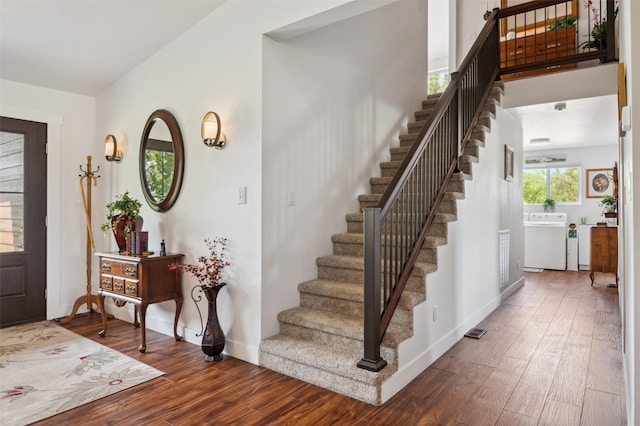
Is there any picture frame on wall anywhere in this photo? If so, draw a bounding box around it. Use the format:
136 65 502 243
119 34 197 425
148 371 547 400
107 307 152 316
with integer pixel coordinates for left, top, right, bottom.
586 168 614 198
504 144 514 182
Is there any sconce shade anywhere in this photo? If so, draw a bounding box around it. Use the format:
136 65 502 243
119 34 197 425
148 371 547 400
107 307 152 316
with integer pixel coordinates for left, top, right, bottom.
202 111 226 149
104 134 122 162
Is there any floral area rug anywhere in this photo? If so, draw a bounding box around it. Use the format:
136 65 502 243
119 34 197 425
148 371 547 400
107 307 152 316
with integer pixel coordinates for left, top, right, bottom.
0 321 163 425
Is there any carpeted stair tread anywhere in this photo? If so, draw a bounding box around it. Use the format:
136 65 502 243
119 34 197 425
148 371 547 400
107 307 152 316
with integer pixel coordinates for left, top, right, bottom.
421 98 440 108
277 306 409 347
298 279 425 310
259 334 395 387
316 255 435 277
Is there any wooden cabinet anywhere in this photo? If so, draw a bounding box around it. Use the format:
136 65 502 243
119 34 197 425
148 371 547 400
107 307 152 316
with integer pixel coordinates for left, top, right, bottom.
589 226 618 286
500 28 576 80
96 252 184 352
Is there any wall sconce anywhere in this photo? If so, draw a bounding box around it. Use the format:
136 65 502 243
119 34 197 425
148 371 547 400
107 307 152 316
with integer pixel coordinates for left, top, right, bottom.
201 111 226 149
104 134 122 162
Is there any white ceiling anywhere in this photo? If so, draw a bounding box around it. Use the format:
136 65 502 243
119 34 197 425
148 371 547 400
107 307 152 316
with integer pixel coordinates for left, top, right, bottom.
510 94 619 152
0 0 226 96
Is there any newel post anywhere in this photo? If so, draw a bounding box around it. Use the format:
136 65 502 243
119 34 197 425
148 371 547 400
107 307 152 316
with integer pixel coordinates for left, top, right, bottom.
357 207 387 371
605 0 616 63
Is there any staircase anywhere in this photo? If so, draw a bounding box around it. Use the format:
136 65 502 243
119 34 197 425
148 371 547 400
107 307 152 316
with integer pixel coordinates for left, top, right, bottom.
259 81 505 405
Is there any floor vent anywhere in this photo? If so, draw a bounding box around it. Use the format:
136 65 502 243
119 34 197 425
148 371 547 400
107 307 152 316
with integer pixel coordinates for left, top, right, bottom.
464 328 487 339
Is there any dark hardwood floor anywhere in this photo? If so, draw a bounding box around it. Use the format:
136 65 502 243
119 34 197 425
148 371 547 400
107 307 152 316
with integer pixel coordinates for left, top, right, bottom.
43 270 625 425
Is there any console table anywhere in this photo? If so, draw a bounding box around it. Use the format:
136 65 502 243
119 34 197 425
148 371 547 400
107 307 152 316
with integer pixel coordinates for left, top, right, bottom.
96 252 184 352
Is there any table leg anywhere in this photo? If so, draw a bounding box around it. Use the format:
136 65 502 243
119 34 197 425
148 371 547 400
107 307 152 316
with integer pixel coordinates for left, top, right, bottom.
97 293 108 337
133 305 140 328
590 271 595 286
173 296 184 342
138 303 148 353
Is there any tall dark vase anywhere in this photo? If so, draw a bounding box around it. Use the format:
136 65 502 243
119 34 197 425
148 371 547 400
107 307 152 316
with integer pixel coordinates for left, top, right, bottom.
201 284 226 362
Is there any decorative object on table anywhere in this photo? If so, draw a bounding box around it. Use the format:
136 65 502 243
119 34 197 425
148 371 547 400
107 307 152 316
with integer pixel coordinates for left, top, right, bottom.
160 239 167 256
169 237 230 361
543 198 555 212
0 321 163 425
100 190 143 252
568 223 577 238
585 168 614 198
61 156 107 325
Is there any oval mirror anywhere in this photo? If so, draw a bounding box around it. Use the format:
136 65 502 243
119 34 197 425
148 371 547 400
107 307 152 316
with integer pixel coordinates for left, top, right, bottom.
139 109 184 212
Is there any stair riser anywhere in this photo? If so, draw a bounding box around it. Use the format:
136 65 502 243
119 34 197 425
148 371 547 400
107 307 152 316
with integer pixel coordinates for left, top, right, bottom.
371 182 388 194
317 266 426 290
278 323 398 365
414 109 433 121
299 293 414 328
427 223 448 239
391 150 409 161
459 159 474 176
335 241 437 265
407 121 425 133
416 246 438 264
347 220 363 233
400 135 419 147
259 352 383 405
381 166 399 178
463 144 480 158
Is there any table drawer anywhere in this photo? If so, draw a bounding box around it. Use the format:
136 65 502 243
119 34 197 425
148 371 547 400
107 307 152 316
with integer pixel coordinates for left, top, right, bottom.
100 275 113 291
112 277 125 294
124 280 138 297
100 259 139 278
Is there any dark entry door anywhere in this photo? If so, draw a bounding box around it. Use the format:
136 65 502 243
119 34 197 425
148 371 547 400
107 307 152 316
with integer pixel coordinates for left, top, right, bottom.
0 117 47 327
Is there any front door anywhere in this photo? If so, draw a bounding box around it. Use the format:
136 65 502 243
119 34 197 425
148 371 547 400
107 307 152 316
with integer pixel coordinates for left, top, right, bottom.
0 117 47 327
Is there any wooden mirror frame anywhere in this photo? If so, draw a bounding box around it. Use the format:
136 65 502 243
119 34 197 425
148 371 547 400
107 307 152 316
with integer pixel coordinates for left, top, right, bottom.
139 109 185 212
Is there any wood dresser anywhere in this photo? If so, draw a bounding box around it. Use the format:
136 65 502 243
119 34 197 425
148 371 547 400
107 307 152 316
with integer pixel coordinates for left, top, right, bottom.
500 28 577 80
96 251 184 352
589 226 618 287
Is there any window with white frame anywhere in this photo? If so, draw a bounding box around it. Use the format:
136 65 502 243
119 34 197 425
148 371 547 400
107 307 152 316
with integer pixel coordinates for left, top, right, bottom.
523 164 581 205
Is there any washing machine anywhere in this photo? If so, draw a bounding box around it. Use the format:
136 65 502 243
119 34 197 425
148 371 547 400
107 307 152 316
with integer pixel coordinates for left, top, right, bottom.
524 212 567 270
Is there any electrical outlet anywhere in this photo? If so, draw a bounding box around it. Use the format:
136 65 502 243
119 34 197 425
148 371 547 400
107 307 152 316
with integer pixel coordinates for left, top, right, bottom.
238 186 247 204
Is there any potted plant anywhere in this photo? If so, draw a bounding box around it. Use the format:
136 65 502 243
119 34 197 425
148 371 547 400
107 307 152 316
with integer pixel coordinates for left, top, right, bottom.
579 0 618 50
101 190 143 251
170 237 230 361
599 194 617 214
543 198 556 212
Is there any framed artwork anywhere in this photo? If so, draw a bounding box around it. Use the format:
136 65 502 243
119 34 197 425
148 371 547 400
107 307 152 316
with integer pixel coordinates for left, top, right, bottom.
586 168 614 198
504 145 514 182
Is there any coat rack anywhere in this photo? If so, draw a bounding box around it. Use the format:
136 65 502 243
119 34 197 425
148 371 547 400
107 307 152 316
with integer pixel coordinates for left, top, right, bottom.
61 156 107 324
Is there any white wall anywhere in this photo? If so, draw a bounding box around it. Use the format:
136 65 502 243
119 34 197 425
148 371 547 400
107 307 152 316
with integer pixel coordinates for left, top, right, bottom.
619 0 639 423
426 104 525 342
456 0 500 68
95 0 424 364
383 96 526 399
261 0 428 339
521 146 618 225
0 80 97 321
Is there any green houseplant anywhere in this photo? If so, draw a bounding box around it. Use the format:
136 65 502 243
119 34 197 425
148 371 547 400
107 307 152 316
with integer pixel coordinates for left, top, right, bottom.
101 190 143 251
543 198 556 212
599 194 617 213
579 0 618 50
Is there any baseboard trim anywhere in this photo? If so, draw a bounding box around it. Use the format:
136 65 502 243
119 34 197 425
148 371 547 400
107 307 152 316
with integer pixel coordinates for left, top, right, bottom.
380 276 525 403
